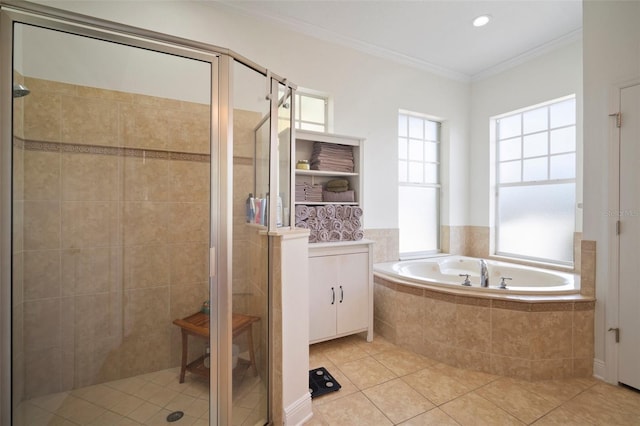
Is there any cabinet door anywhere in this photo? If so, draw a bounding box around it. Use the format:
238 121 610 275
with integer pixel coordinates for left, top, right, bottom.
336 252 369 335
308 256 338 342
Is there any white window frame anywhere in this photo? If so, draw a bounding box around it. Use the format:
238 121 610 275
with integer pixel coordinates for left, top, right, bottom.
398 111 441 258
495 95 577 265
294 91 329 132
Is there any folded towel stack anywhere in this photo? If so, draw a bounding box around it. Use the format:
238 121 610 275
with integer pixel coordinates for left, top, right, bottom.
323 190 355 203
325 179 349 192
295 204 364 243
295 182 323 202
310 142 354 173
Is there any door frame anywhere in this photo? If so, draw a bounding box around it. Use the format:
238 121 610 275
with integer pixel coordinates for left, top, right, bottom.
605 77 640 385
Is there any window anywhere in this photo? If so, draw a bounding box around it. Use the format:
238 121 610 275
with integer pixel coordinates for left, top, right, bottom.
294 92 328 132
398 111 441 257
495 96 576 264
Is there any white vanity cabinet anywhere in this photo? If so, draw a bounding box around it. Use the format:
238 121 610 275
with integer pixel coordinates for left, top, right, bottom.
308 241 373 344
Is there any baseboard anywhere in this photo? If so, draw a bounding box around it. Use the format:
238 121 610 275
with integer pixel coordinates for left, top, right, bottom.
593 358 606 381
284 392 313 426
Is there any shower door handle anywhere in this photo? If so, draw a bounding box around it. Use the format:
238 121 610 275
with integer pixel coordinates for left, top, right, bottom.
209 247 216 278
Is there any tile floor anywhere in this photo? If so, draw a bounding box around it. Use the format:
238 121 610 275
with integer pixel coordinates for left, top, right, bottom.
14 360 266 426
13 334 640 425
305 334 640 425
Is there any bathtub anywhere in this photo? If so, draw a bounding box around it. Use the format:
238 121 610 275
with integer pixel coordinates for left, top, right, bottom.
372 255 594 380
374 255 579 295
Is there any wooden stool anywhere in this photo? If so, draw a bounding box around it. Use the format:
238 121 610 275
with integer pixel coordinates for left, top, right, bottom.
173 311 260 383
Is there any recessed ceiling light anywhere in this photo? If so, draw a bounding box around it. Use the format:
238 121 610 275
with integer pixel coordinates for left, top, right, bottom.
473 14 491 27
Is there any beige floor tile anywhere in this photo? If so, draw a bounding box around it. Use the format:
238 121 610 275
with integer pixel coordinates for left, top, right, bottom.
105 377 148 395
531 406 595 425
363 378 435 424
398 408 462 425
559 388 640 424
132 381 165 400
309 349 333 370
185 398 210 419
315 392 393 425
323 342 370 365
373 348 435 376
526 377 597 405
165 392 197 412
586 382 640 415
110 393 146 416
338 356 397 390
75 384 129 410
232 406 252 426
53 395 107 424
87 410 129 426
148 386 180 407
127 401 163 424
402 366 472 405
475 378 559 423
191 419 210 426
441 393 524 425
304 411 329 425
433 362 497 389
355 334 398 355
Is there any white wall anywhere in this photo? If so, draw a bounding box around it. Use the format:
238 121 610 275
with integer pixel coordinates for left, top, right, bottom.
28 0 471 230
469 41 583 229
583 0 640 378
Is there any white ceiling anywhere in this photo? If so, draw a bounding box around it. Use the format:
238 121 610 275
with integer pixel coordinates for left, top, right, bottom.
218 0 582 81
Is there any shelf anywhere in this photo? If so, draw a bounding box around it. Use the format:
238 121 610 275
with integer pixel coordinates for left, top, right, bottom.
295 170 358 177
295 201 358 206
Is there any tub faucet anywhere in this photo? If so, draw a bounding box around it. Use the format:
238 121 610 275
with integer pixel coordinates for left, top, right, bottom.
479 259 489 287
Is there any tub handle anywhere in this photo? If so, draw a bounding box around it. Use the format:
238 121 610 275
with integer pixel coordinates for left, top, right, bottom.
459 274 471 286
499 277 512 289
331 287 335 304
339 285 344 303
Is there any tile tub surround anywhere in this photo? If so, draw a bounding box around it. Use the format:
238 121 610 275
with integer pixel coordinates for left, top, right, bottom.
374 276 595 381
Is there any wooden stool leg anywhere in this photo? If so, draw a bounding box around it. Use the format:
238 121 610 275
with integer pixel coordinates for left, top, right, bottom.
179 330 188 383
246 327 257 376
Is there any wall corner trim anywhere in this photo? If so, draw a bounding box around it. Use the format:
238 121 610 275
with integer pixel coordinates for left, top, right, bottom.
284 392 313 426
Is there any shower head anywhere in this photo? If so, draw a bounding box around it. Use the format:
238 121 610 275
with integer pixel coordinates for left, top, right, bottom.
13 83 30 98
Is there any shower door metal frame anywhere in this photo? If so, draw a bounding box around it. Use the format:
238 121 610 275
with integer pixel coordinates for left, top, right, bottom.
0 3 231 424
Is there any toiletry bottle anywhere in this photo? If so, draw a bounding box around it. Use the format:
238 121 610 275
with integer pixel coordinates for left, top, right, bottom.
276 193 283 227
246 193 254 223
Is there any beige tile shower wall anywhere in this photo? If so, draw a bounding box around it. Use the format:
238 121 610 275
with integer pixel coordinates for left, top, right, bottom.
19 77 210 398
374 277 595 380
232 109 269 381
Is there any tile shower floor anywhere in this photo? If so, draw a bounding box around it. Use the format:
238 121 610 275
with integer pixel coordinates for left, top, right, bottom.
14 360 266 426
306 334 640 425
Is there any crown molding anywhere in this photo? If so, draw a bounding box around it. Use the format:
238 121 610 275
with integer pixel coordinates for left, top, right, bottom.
214 1 581 85
214 1 471 82
471 28 583 82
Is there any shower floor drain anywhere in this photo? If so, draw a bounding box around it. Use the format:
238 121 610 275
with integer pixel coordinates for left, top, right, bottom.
167 411 184 422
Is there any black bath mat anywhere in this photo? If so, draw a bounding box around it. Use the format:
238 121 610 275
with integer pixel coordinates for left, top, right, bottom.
309 367 341 398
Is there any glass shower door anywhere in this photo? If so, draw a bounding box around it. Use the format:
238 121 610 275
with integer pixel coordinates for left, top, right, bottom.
10 21 217 425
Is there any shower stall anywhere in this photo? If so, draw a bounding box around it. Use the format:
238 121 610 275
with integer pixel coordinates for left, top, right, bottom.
1 3 294 425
